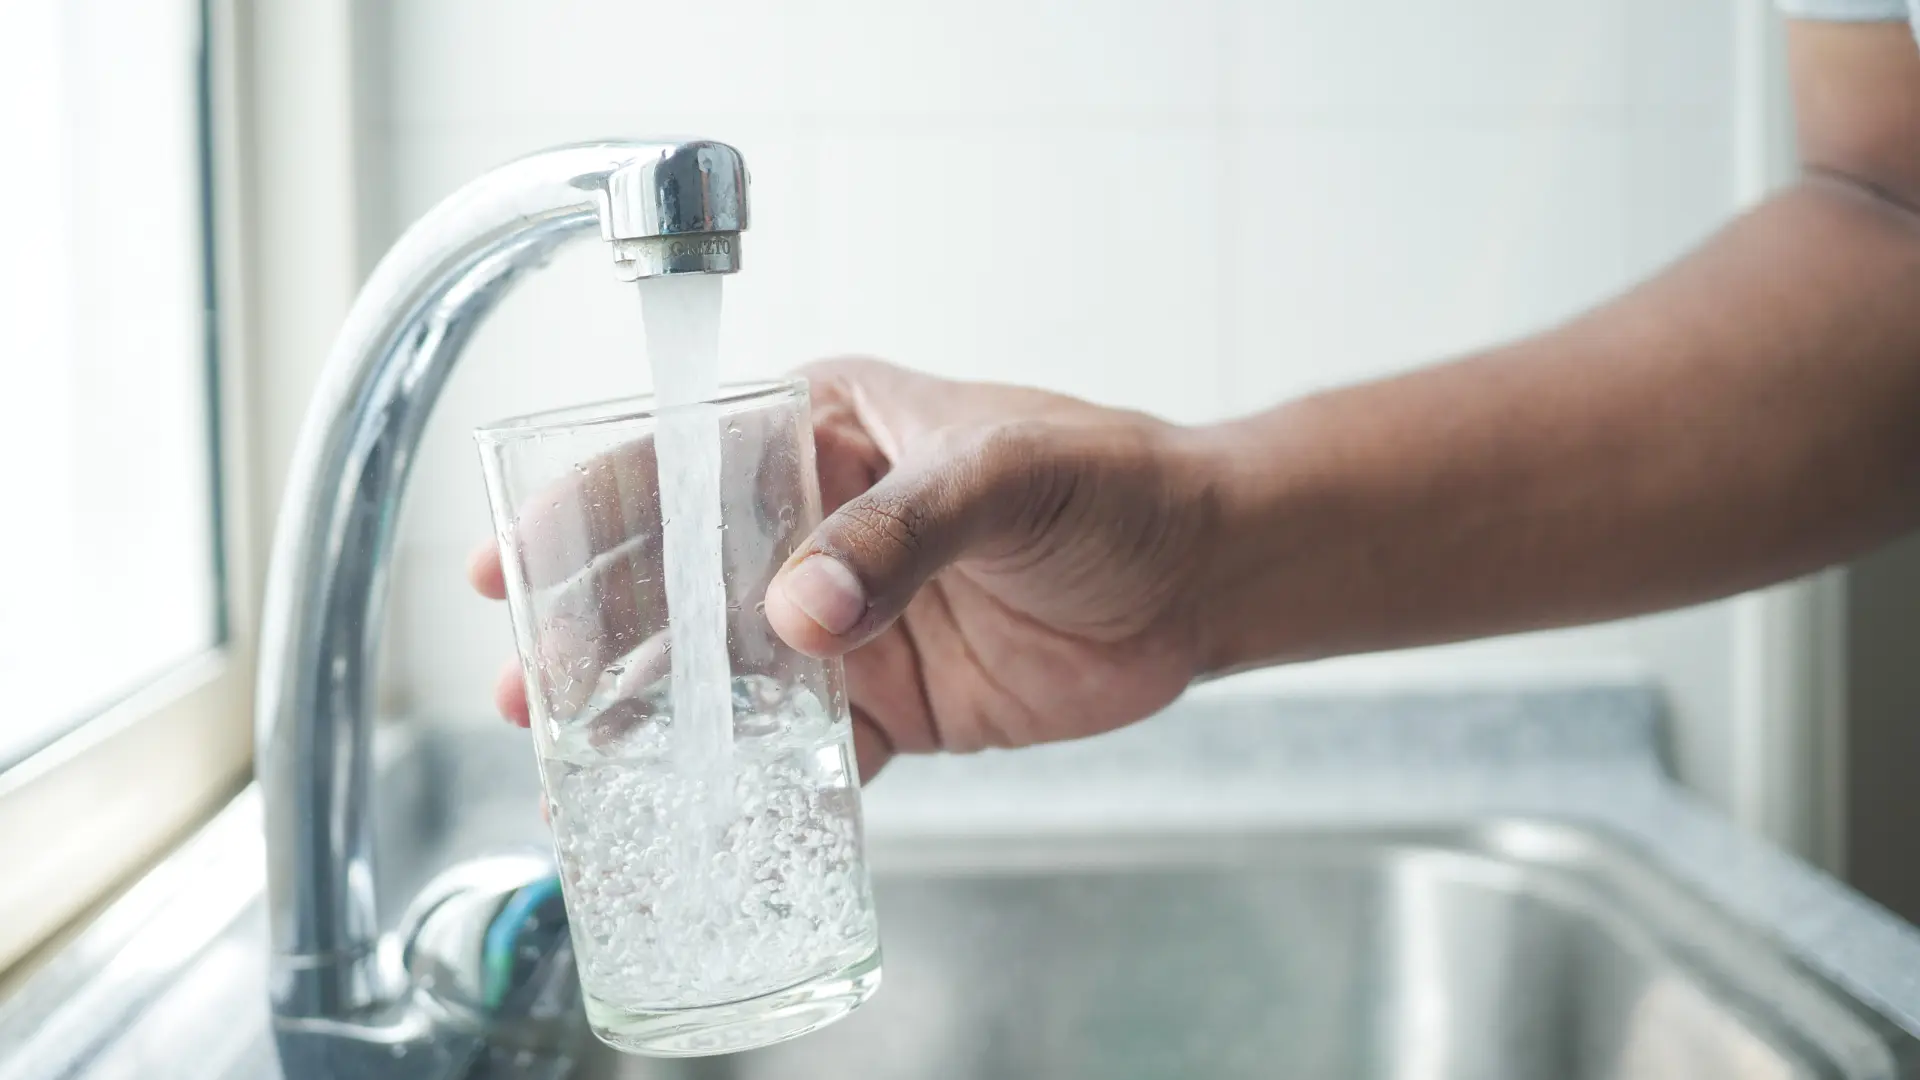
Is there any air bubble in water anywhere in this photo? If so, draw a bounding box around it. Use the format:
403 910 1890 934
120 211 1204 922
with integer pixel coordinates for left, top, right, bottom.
540 678 871 1008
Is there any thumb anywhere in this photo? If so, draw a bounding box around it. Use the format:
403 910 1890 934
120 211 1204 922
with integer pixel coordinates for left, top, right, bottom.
765 428 1045 657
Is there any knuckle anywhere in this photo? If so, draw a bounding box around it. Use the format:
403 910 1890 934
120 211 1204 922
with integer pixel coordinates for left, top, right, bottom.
971 421 1078 534
976 421 1056 487
939 419 1042 469
837 492 934 558
922 421 1051 508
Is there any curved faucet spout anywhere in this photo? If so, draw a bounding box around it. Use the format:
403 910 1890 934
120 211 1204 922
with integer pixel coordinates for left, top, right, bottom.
254 139 747 1075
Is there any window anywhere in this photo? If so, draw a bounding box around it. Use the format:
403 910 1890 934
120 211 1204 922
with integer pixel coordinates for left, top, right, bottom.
0 0 250 975
0 0 221 770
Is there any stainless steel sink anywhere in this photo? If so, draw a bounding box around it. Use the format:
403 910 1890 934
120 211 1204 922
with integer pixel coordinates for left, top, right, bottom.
570 825 1912 1080
349 720 1920 1080
9 696 1920 1080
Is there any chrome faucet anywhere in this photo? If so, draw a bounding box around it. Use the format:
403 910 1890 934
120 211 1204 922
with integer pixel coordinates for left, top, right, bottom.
254 139 748 1078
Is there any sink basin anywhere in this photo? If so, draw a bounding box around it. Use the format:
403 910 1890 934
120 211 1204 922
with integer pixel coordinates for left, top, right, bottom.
10 698 1920 1080
574 825 1911 1080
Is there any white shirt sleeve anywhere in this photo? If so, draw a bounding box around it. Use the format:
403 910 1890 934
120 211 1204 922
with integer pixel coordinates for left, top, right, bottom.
1777 0 1912 21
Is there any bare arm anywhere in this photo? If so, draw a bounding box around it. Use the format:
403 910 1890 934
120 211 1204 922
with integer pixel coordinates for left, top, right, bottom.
1195 21 1920 673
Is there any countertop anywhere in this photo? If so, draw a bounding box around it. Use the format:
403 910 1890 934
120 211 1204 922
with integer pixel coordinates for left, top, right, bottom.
6 683 1920 1078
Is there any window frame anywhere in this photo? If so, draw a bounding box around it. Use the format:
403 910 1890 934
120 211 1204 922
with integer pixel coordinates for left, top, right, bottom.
0 0 257 977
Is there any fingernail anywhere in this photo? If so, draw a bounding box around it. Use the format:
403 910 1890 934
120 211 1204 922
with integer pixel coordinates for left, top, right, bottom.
783 555 867 636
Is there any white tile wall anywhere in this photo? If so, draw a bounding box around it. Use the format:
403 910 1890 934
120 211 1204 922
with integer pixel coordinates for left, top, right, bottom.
809 127 1227 421
1227 125 1632 402
1229 1 1628 120
1627 0 1740 121
359 0 1759 804
792 1 1222 120
385 1 804 128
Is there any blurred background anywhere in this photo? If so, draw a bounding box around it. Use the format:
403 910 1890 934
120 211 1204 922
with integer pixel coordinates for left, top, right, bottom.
10 0 1920 972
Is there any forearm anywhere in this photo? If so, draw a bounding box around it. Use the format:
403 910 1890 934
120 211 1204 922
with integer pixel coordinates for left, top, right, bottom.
1191 176 1920 674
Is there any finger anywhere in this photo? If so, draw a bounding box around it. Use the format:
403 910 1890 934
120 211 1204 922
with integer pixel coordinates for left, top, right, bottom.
594 630 672 709
513 514 786 726
500 628 671 736
470 442 656 606
850 705 894 784
841 622 941 754
510 440 659 589
526 544 665 716
811 395 887 515
795 358 945 453
798 357 1076 448
479 402 798 596
468 542 508 600
496 657 531 727
477 361 992 606
766 425 1050 657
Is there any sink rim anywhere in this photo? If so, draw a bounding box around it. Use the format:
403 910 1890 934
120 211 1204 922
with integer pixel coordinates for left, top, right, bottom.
8 688 1920 1079
862 817 1913 1077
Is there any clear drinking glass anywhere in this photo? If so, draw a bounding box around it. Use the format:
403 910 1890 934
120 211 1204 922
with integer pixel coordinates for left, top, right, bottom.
473 379 881 1057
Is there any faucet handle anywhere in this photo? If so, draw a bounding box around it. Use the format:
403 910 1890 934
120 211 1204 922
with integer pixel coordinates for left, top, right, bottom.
597 140 748 280
398 854 588 1061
